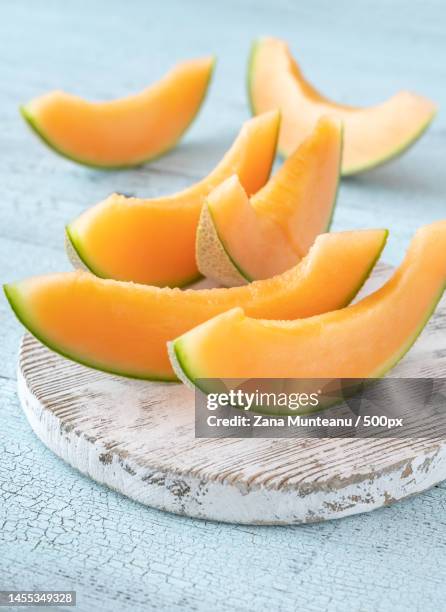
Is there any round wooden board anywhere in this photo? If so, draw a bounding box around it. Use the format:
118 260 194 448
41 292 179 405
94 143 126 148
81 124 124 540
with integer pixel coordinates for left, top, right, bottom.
16 264 446 524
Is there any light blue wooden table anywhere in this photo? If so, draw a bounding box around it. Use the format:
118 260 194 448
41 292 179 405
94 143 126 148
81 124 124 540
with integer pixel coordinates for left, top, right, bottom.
1 1 445 610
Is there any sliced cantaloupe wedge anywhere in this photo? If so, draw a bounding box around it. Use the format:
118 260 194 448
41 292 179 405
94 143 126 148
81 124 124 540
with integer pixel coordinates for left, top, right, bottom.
248 37 437 175
65 112 280 288
20 57 215 168
196 116 342 286
171 221 446 386
5 229 387 381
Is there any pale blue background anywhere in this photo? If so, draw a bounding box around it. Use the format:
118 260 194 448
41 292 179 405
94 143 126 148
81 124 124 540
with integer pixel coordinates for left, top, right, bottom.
1 1 445 610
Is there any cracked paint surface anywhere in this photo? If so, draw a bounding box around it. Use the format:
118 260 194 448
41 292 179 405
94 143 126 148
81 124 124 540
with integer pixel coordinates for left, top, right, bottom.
2 374 446 611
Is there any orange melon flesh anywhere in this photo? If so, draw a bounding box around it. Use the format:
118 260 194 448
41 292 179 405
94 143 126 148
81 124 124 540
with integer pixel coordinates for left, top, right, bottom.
172 221 446 384
5 229 387 381
21 57 215 168
66 112 280 288
249 38 437 175
197 116 342 283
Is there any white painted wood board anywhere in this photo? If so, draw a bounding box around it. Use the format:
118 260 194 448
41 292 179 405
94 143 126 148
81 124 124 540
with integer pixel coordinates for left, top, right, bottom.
17 264 446 524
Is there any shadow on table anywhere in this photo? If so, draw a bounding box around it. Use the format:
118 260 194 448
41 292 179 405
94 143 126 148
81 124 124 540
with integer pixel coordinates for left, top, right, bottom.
343 154 445 199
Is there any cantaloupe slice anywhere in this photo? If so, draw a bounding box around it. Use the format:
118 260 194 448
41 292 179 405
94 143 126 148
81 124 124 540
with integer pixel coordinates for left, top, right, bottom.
196 116 342 285
21 57 215 168
248 38 437 175
5 229 387 381
65 112 280 288
171 221 446 386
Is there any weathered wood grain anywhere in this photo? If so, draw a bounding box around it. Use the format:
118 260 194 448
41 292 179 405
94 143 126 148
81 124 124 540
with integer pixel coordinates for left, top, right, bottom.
16 264 446 525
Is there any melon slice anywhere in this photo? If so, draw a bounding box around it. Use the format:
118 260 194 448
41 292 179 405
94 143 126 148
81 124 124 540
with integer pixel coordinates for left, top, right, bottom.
21 57 215 168
171 221 446 387
248 38 437 175
66 112 280 288
5 229 387 381
196 116 342 285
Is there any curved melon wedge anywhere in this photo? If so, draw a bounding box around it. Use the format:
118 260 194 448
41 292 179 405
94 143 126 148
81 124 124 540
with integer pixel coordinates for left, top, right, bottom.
21 57 215 168
249 38 437 175
66 111 280 288
196 116 342 285
4 229 387 381
171 221 446 386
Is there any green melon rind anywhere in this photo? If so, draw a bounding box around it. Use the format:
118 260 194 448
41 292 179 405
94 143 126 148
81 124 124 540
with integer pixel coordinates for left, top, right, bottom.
171 228 390 390
372 280 446 378
325 124 343 229
168 340 194 388
66 102 279 289
247 39 436 176
4 230 389 386
64 229 89 272
20 58 216 170
197 104 281 286
200 123 343 284
170 275 445 398
196 203 254 285
341 111 437 176
195 107 282 287
343 229 389 306
169 337 234 401
65 225 203 289
170 331 360 417
246 40 261 122
4 282 178 382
